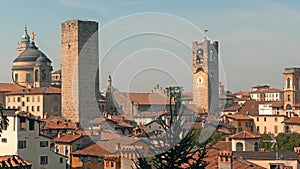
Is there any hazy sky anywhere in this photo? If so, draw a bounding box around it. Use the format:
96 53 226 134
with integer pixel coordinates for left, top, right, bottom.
1 0 300 92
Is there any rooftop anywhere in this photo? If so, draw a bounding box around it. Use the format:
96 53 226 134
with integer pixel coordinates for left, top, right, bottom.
229 131 261 139
0 155 32 167
72 143 110 157
282 116 300 124
6 86 61 95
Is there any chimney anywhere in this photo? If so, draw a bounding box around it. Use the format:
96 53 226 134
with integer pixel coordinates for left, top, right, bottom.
218 151 233 169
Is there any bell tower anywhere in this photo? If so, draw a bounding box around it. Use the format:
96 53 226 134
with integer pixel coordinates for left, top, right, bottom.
192 39 219 114
283 67 300 117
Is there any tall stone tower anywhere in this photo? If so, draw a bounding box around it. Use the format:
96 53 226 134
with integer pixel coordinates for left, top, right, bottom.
61 20 99 124
283 67 300 117
192 39 219 114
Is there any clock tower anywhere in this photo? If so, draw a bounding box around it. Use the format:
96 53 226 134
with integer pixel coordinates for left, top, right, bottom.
192 38 219 114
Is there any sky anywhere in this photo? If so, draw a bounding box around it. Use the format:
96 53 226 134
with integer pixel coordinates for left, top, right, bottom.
1 0 300 92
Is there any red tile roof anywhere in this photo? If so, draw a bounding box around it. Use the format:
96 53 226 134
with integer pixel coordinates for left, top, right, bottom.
52 134 84 143
229 131 261 139
250 88 283 93
224 104 242 111
6 87 61 95
224 114 253 120
126 93 174 105
0 83 24 92
282 117 300 124
0 155 31 167
238 101 273 115
41 116 78 130
72 143 111 157
89 117 106 124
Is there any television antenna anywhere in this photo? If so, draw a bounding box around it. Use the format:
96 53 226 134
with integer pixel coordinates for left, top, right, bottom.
263 134 279 169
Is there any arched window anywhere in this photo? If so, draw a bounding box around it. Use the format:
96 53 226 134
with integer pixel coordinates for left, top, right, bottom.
236 142 243 151
35 70 39 82
196 49 203 63
286 104 292 111
254 142 259 151
287 78 291 88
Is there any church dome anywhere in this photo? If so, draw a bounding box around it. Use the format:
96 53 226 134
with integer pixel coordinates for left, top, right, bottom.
13 42 51 63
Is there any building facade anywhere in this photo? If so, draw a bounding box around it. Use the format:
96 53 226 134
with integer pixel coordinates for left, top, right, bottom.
0 110 66 169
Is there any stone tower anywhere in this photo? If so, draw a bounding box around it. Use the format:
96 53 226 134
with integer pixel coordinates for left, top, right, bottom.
192 39 219 114
61 20 99 124
283 67 300 117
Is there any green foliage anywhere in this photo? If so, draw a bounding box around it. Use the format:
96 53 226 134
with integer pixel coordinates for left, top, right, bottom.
259 133 300 152
0 106 9 136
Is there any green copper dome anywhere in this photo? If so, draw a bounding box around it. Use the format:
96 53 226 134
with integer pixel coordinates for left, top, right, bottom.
21 26 30 42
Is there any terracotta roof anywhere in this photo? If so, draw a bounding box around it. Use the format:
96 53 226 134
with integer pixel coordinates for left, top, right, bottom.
282 117 300 124
182 122 203 130
89 117 106 124
96 137 146 153
134 111 168 118
126 92 174 105
0 83 24 92
224 114 253 120
229 131 261 139
224 104 242 111
238 101 274 115
213 141 232 151
72 143 111 157
232 91 250 97
204 148 266 169
270 101 284 107
52 134 84 143
41 116 78 130
6 87 61 95
0 155 31 167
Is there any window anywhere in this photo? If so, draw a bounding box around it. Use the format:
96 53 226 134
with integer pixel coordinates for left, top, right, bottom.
37 106 40 112
288 94 291 101
13 97 15 102
257 126 260 132
40 141 48 147
26 73 31 82
275 117 278 122
40 156 48 165
35 70 39 82
274 125 278 133
286 104 292 111
238 127 242 132
18 140 26 149
26 106 29 112
32 96 35 102
22 101 25 107
64 146 69 155
257 117 259 121
236 142 243 151
97 157 102 164
297 78 299 90
87 156 91 162
17 97 21 102
264 117 266 122
29 119 34 130
26 97 30 102
37 96 40 102
19 117 26 130
1 138 7 143
238 122 242 127
264 126 267 134
287 78 291 88
254 142 259 151
60 157 64 163
32 106 34 111
7 97 10 103
15 74 18 82
246 122 251 128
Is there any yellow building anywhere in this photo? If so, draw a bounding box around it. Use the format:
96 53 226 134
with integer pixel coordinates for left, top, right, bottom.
250 114 287 135
5 87 61 118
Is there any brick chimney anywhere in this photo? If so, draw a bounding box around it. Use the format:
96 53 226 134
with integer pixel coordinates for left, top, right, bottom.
218 151 233 169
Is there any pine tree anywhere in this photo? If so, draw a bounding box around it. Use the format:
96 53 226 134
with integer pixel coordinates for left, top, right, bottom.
133 86 207 169
0 106 9 136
